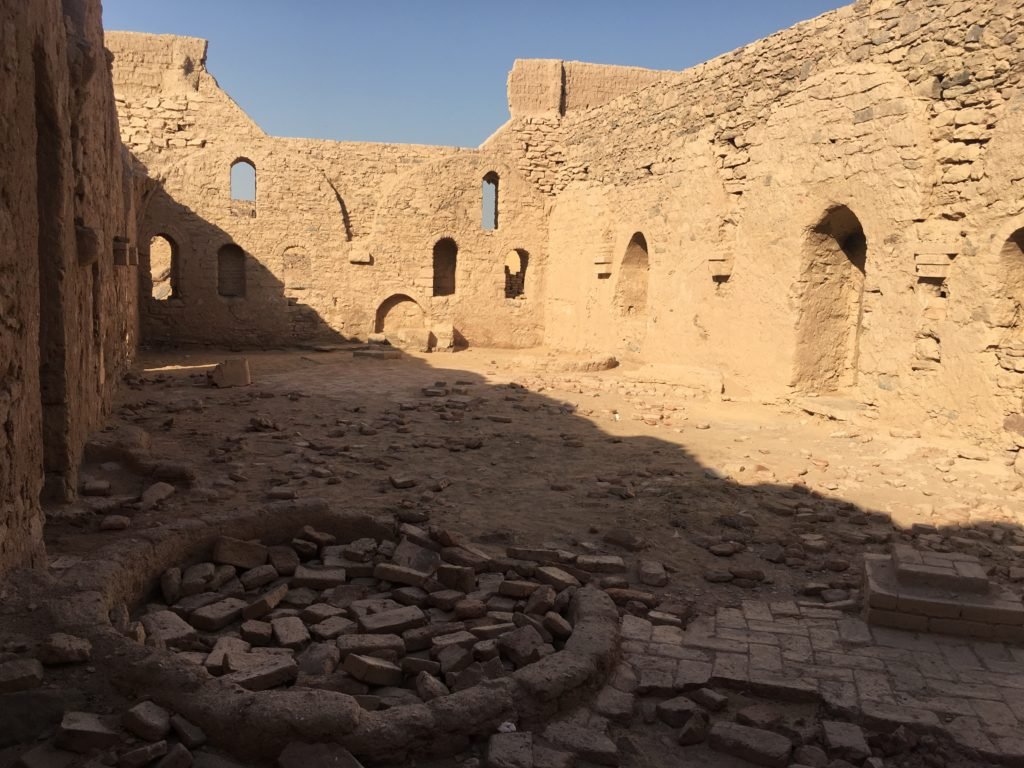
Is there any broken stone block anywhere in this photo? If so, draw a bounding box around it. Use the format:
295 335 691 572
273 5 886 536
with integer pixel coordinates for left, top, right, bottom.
155 742 193 768
535 567 580 591
268 545 300 576
373 562 428 587
593 686 635 723
822 721 870 762
499 580 539 598
141 481 176 511
296 642 341 675
243 583 289 621
498 625 545 668
336 634 405 659
123 701 171 741
0 659 44 693
310 616 357 641
678 712 710 745
487 731 533 768
239 564 278 591
343 654 403 686
272 617 310 649
543 611 572 639
204 637 251 675
290 565 347 589
190 598 247 631
657 696 701 727
415 670 450 701
708 722 791 768
55 712 121 753
241 620 273 646
437 644 474 676
120 740 169 768
222 656 297 691
685 688 728 712
181 563 215 596
603 528 646 551
213 537 267 570
357 605 427 634
140 611 197 648
638 560 668 587
736 703 783 730
170 714 206 749
210 358 251 387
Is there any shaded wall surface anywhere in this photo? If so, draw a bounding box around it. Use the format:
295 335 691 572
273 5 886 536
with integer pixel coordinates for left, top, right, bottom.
109 0 1024 445
0 0 139 574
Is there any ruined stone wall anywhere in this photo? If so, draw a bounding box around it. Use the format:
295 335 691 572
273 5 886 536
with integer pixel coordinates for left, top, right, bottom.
108 32 549 350
0 0 139 573
490 0 1024 445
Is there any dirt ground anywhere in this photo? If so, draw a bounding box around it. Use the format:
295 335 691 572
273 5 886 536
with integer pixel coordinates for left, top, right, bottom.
5 344 1023 768
51 344 1024 617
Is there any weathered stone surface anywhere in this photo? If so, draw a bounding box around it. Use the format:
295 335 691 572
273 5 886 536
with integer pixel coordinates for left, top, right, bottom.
213 537 268 570
0 659 44 693
343 654 403 686
498 625 546 667
190 598 248 631
277 742 363 768
222 656 298 690
37 633 92 665
415 670 450 701
243 583 289 620
120 740 169 768
336 634 405 658
543 721 618 766
55 712 122 753
357 605 427 634
123 701 172 741
822 720 870 762
155 742 193 768
272 616 311 649
656 696 700 727
291 565 347 589
170 714 207 749
708 722 791 768
487 732 533 768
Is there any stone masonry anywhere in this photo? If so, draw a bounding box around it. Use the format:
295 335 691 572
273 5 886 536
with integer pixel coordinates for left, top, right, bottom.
103 0 1024 454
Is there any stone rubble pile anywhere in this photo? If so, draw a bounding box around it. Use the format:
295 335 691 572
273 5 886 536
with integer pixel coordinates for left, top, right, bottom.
136 521 677 711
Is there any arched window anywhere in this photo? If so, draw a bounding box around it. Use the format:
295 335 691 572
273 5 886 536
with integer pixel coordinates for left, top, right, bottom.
482 172 499 230
504 249 528 299
230 159 256 202
433 238 458 297
217 244 246 297
613 232 650 316
149 234 179 300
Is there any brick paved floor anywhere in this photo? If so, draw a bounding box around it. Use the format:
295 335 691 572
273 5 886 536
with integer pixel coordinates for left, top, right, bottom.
616 601 1024 762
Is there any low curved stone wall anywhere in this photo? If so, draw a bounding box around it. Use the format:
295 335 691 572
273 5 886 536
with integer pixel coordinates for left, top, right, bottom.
47 500 620 763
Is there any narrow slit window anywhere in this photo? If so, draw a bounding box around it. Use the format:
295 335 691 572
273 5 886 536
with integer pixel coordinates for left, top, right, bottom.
482 172 499 230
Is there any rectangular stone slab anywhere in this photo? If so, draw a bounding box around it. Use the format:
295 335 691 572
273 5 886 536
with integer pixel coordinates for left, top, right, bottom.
357 605 427 634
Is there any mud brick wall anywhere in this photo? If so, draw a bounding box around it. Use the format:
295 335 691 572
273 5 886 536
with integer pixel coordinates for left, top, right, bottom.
0 0 139 573
108 0 1024 446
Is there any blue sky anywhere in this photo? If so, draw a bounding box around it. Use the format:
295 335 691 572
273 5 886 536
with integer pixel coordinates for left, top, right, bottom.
103 1 848 148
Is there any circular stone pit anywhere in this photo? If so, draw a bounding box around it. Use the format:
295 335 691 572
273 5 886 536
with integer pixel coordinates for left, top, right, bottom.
48 501 622 764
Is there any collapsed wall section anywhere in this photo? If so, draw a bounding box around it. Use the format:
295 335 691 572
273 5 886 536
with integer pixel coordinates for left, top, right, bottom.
0 0 139 573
